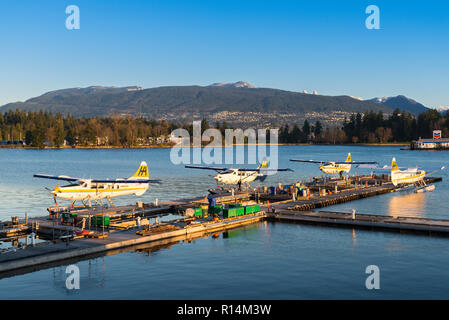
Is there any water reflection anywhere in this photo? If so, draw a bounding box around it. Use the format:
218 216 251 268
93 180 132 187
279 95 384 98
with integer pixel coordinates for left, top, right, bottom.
388 192 426 218
351 229 357 246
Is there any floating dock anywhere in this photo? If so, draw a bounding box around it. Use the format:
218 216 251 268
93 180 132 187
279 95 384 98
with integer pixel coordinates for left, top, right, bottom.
266 210 449 236
271 184 396 211
0 174 445 278
0 213 265 275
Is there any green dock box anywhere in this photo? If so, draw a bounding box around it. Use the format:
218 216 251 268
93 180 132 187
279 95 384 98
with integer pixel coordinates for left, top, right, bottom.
92 216 110 226
228 203 241 208
194 208 203 217
244 205 261 214
209 205 223 214
223 208 237 218
62 212 77 223
236 207 245 216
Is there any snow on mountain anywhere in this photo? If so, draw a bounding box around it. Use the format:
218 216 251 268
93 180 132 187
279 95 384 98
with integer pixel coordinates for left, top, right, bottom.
209 81 256 88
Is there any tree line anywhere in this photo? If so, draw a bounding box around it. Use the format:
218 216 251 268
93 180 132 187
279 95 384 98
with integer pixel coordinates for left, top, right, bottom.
1 108 446 148
0 110 181 148
278 109 446 144
0 110 240 148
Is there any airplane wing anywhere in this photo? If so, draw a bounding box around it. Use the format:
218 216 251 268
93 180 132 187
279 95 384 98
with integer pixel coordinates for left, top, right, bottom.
185 165 293 173
356 165 407 170
91 179 162 184
355 164 380 169
185 165 229 172
238 168 294 172
332 161 378 164
291 159 377 165
290 159 326 164
33 174 81 182
34 174 162 184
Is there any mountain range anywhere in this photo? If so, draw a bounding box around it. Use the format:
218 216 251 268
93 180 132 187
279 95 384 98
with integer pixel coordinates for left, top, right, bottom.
0 82 429 126
368 95 428 115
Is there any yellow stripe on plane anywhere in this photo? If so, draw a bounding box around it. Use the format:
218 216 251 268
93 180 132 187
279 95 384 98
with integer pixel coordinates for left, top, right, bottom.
57 187 146 193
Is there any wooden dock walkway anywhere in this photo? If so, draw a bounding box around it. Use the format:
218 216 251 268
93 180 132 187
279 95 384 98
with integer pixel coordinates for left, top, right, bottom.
267 210 449 235
271 184 396 211
0 212 266 276
57 204 172 220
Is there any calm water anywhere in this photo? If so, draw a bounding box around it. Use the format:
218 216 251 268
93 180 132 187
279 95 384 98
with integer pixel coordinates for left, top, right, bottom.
1 146 449 299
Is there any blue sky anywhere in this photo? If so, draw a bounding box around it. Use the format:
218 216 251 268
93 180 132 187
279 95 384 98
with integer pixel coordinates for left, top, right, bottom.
0 0 448 107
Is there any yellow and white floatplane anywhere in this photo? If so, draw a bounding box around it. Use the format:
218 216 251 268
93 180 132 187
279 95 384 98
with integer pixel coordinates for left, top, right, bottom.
34 161 161 206
290 153 377 176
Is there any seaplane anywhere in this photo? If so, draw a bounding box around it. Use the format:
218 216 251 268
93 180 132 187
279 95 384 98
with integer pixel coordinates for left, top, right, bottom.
390 157 427 188
289 153 378 176
359 157 442 192
389 157 441 193
34 161 161 206
185 160 293 185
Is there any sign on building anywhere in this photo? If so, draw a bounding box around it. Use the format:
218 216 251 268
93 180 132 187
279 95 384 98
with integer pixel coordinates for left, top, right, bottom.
433 130 442 139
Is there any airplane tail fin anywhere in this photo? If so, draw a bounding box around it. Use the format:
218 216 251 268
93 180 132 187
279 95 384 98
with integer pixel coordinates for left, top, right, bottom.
391 157 399 186
129 161 149 180
345 153 352 163
391 157 399 172
258 159 268 169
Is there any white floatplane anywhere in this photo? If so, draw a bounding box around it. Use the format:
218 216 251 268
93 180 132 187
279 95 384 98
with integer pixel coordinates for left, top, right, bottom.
390 157 426 187
185 160 293 185
290 153 377 176
34 161 161 206
389 157 439 193
361 157 442 192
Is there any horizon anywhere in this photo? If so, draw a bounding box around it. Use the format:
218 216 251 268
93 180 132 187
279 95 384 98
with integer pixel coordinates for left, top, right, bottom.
1 0 448 107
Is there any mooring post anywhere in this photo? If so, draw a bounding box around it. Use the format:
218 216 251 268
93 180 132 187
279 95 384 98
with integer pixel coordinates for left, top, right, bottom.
31 232 36 247
352 209 356 220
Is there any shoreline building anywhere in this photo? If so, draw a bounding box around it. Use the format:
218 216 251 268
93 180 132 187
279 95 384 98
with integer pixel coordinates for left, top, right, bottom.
411 130 449 149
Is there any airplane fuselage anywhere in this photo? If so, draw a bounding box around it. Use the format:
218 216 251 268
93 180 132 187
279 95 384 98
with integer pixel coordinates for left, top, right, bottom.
391 169 426 186
52 181 149 201
320 163 351 174
214 170 262 185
